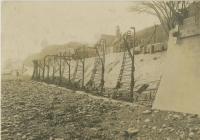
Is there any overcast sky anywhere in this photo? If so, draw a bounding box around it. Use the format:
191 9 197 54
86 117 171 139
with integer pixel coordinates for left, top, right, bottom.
2 1 159 66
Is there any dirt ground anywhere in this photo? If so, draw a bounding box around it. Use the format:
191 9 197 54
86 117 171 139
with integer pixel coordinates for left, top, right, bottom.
2 80 200 140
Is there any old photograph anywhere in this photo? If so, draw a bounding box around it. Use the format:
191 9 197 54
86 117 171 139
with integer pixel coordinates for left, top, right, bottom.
1 1 200 139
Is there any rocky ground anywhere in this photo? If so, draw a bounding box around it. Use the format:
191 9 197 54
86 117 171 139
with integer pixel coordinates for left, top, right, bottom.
2 80 200 140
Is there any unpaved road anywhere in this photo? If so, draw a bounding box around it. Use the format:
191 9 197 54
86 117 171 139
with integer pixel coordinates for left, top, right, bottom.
2 80 200 140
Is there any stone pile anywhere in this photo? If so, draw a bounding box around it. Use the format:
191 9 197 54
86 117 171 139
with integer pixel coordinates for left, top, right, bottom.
2 80 200 140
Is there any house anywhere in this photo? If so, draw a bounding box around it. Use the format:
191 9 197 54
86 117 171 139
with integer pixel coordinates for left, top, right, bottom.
98 26 126 53
144 42 167 54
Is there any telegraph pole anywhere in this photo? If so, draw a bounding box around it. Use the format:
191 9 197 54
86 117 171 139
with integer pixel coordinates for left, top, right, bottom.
100 39 106 94
130 27 135 101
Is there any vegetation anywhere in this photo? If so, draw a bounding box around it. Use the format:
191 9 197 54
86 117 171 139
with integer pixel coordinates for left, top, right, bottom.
130 1 190 35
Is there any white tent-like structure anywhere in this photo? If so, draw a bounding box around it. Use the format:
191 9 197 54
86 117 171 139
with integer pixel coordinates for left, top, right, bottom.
153 17 200 115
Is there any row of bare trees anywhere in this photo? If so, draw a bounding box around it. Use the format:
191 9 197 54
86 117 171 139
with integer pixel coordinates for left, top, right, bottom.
130 1 191 36
32 29 137 102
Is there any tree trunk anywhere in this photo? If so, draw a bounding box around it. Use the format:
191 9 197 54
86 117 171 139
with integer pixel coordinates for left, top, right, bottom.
59 55 62 84
42 58 46 80
100 64 105 94
69 61 71 82
82 59 85 88
38 62 41 80
52 57 55 81
47 64 49 80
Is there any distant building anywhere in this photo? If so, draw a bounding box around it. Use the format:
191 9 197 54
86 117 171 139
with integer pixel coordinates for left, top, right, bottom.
143 42 167 54
75 46 97 58
98 26 126 54
99 34 116 54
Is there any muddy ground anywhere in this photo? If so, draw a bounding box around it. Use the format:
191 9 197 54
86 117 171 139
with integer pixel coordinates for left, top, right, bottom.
2 80 200 140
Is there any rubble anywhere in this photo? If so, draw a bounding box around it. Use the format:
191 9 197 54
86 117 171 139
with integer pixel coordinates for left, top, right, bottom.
142 110 152 114
144 118 151 123
126 128 139 135
2 80 200 140
189 131 194 138
124 128 139 138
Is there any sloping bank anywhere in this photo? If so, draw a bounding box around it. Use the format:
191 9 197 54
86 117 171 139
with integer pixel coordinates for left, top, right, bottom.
26 50 166 90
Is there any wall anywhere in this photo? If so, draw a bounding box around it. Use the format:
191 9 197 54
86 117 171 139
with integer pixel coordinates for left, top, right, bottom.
153 16 200 115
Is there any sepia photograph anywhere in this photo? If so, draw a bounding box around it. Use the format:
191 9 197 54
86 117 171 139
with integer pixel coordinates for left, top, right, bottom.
1 1 200 139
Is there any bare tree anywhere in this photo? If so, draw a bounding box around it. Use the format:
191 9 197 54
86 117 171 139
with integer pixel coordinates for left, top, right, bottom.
130 1 190 35
73 47 88 88
95 39 106 94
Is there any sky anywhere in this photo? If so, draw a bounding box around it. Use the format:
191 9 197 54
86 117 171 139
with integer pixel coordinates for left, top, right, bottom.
2 1 160 67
